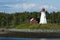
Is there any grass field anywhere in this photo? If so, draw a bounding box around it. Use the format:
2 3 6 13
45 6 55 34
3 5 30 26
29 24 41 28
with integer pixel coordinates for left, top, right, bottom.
15 23 60 30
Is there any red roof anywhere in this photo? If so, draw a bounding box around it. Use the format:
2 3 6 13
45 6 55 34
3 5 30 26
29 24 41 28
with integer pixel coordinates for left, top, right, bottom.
30 18 37 24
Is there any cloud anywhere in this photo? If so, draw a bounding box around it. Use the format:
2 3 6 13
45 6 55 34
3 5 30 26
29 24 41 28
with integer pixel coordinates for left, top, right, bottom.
22 3 36 10
40 5 57 9
5 3 36 10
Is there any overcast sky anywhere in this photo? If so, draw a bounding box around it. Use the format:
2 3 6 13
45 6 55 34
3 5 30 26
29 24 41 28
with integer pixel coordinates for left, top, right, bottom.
0 0 60 13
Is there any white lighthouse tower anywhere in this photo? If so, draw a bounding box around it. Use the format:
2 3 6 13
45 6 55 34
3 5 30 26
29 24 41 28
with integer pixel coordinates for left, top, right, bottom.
39 8 47 24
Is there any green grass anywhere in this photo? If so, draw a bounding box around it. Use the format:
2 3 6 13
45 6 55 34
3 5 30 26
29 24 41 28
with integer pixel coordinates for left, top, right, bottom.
39 24 60 30
15 23 60 30
16 23 38 29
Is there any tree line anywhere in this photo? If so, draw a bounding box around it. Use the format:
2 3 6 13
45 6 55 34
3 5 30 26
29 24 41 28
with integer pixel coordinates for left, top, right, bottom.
0 11 60 28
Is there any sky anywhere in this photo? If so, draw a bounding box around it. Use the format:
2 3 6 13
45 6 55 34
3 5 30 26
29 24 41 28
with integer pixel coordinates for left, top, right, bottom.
0 0 60 13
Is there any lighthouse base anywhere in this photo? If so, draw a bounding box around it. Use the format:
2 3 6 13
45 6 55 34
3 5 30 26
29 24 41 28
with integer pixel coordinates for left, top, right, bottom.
39 19 47 24
39 22 47 24
39 17 47 24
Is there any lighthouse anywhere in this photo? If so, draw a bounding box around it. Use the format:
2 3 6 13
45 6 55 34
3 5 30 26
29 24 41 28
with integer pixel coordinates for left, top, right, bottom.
39 8 47 24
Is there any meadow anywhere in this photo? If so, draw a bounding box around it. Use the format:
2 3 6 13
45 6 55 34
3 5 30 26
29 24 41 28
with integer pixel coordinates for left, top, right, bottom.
16 23 60 30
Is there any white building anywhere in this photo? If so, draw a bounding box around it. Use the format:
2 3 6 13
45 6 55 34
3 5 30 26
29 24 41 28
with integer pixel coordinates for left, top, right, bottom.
39 8 47 24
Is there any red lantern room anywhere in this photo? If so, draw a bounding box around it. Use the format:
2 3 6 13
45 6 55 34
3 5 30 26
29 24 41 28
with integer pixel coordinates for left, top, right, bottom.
41 8 45 12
